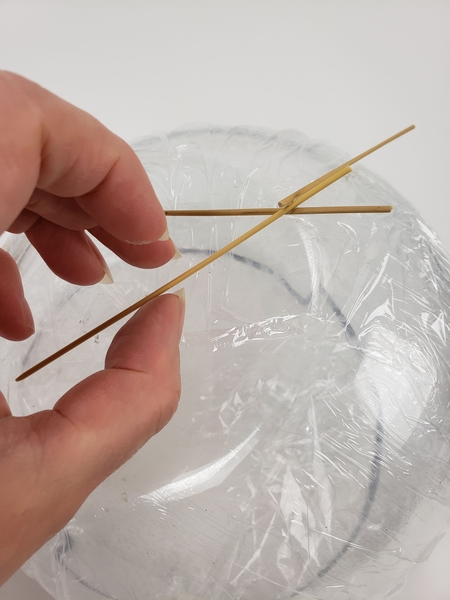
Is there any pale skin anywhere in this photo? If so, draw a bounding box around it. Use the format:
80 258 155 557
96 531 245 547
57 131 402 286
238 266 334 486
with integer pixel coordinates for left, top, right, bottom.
0 72 185 584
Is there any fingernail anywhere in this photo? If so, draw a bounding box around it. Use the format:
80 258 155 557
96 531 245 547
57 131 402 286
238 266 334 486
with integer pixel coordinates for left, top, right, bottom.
158 228 170 242
20 298 35 335
173 288 185 337
87 237 114 284
174 287 185 304
171 247 182 260
100 263 114 284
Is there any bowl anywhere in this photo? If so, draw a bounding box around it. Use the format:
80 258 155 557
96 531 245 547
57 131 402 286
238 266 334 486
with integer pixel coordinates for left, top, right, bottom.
2 126 450 599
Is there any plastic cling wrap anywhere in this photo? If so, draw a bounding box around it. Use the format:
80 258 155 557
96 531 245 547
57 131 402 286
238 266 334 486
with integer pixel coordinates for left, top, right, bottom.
2 126 450 599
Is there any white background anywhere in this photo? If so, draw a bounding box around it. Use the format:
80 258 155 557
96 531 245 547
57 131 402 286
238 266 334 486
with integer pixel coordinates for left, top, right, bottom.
0 1 450 598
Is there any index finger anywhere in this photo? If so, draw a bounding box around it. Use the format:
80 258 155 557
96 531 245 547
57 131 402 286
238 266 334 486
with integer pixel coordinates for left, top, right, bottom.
0 71 167 243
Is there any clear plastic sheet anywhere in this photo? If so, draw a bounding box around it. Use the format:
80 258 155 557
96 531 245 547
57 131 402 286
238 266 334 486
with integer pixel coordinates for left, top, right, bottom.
1 125 450 599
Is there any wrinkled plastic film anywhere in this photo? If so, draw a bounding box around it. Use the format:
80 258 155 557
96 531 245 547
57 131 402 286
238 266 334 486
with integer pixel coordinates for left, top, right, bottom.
1 126 450 599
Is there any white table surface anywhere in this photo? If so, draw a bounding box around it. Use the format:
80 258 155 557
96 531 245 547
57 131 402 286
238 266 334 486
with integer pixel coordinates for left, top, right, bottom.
0 1 449 598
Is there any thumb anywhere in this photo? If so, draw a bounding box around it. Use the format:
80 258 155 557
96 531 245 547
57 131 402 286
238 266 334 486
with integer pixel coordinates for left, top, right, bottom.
52 291 185 493
0 292 184 584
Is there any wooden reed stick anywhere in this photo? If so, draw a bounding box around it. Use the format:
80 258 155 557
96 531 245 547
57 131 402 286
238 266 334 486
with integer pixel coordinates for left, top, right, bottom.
165 206 392 217
16 166 351 381
277 124 415 207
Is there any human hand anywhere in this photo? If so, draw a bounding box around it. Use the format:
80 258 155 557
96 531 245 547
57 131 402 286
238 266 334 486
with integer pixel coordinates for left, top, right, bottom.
0 72 184 584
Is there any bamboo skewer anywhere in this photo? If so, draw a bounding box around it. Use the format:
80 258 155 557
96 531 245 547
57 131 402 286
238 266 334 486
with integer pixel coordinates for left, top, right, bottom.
165 206 392 217
16 166 351 381
16 124 415 381
277 124 415 207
